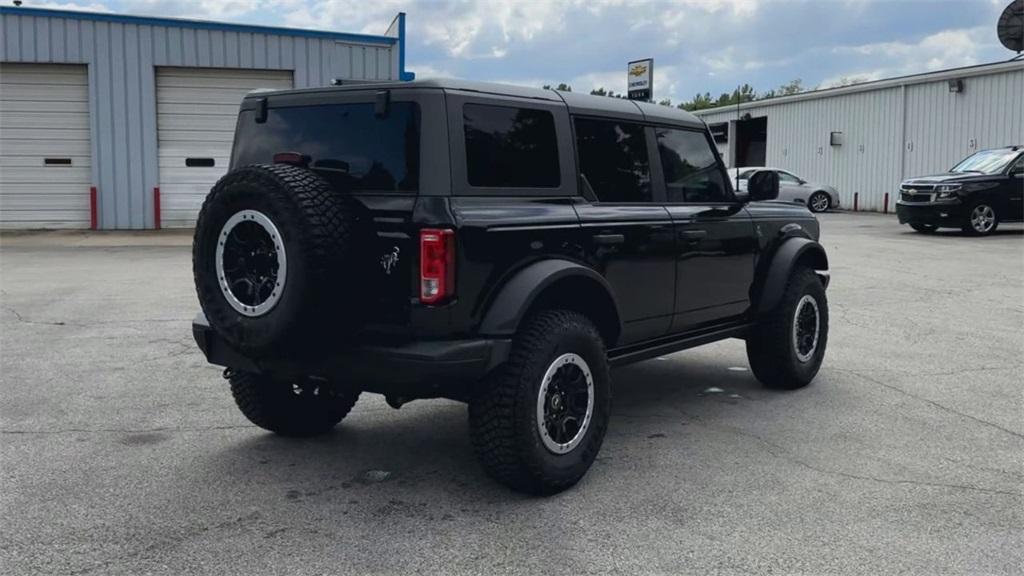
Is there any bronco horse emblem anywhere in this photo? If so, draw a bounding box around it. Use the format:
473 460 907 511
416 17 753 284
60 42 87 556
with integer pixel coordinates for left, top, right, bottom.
380 246 400 275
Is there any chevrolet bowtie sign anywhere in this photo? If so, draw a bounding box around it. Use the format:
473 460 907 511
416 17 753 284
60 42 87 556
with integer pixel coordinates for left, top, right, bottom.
627 58 653 101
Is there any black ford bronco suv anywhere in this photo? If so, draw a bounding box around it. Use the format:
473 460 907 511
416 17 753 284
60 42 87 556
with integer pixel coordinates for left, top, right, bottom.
192 79 830 494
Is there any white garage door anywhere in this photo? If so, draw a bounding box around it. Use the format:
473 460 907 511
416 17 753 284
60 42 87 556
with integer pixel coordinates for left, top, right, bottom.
0 63 92 229
156 67 293 227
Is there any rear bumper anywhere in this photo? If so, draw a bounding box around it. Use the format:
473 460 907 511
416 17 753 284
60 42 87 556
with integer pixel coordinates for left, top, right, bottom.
895 201 966 226
192 313 511 398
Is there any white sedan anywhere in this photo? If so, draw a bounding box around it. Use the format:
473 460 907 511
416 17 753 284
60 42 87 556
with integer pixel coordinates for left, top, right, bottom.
729 167 840 213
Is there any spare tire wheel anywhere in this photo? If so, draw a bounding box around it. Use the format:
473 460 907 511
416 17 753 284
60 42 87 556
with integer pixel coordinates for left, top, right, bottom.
193 163 364 355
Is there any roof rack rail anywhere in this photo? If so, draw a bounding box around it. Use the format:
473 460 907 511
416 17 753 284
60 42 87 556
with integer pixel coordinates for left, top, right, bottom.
330 78 403 86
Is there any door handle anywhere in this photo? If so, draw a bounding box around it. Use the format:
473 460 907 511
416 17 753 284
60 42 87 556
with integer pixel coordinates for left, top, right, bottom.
592 233 625 245
678 230 707 242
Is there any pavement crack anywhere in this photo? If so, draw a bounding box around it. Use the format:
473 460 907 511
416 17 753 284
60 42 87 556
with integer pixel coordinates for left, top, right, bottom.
833 367 1024 441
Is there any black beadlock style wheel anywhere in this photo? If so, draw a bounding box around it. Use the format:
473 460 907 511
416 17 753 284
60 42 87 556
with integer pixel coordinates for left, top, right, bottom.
193 164 366 355
229 370 360 436
746 267 829 390
468 310 610 495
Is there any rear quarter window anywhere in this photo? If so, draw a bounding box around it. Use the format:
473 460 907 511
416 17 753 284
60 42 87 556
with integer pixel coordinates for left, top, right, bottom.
231 102 420 193
462 103 560 188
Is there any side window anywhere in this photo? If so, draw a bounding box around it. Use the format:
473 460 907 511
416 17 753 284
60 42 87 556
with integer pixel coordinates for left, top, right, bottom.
656 128 730 203
737 169 755 180
1010 155 1024 175
778 171 801 184
574 117 652 203
463 104 559 188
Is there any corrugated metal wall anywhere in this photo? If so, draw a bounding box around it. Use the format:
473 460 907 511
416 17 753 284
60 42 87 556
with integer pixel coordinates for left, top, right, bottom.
698 64 1024 212
0 9 399 229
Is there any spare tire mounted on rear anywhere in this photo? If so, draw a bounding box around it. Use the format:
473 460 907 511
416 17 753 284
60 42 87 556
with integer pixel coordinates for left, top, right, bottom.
193 163 364 355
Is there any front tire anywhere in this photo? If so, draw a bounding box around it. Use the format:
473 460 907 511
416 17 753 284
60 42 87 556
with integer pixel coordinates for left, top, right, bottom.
962 201 999 236
746 267 828 389
469 310 610 495
808 192 831 213
229 371 360 437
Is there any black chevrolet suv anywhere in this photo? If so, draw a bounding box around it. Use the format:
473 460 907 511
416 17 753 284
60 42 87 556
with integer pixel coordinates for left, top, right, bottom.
897 146 1024 236
191 79 830 494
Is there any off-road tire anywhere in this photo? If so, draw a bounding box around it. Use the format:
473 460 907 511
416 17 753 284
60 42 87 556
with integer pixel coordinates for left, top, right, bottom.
469 310 610 495
193 163 365 356
961 200 999 236
746 267 828 390
910 223 938 233
229 371 360 437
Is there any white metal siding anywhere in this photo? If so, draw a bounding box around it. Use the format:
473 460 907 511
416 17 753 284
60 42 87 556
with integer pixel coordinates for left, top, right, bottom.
156 67 292 227
0 9 399 229
0 63 91 228
697 65 1024 212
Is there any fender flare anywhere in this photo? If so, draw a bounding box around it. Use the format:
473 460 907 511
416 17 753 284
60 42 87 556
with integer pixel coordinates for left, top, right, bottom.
755 237 829 314
478 259 622 340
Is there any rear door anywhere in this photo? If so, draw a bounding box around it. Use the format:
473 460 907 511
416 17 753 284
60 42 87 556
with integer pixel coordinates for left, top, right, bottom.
572 116 676 344
655 126 757 332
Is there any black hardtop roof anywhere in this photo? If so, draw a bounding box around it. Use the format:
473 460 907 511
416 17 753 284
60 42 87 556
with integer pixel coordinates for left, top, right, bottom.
246 77 706 129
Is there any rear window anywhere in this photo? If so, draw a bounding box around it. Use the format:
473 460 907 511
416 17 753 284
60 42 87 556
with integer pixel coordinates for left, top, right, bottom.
463 104 560 188
231 102 420 193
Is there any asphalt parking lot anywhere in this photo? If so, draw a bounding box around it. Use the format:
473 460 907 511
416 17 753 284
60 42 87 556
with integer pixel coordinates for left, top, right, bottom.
1 212 1021 576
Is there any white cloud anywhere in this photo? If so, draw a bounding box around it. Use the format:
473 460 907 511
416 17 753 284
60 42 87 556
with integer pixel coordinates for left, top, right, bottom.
25 1 112 11
826 26 996 86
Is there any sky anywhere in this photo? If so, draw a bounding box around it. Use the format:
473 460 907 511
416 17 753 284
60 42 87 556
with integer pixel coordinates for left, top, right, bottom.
32 0 1020 104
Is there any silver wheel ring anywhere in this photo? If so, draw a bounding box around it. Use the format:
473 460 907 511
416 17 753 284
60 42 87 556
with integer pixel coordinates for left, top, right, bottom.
811 194 829 212
536 353 595 455
792 294 820 363
214 210 287 317
971 204 995 233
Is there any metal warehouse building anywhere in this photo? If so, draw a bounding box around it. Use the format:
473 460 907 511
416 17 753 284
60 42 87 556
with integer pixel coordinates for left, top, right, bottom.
0 6 412 229
695 61 1024 212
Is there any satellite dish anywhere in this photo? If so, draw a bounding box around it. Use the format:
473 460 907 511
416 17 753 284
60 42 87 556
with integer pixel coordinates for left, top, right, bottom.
997 0 1024 53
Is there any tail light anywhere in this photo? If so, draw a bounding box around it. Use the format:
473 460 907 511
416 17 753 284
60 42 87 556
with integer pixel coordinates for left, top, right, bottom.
419 228 455 304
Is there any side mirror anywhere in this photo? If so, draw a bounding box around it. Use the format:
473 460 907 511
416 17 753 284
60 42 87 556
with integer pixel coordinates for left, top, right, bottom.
747 170 780 202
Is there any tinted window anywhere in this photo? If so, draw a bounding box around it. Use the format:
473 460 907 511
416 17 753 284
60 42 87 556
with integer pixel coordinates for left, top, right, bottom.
463 104 559 188
656 128 729 203
574 118 652 203
231 102 419 192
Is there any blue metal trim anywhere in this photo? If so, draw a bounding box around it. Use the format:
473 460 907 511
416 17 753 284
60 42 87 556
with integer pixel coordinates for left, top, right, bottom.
0 6 397 45
398 12 415 81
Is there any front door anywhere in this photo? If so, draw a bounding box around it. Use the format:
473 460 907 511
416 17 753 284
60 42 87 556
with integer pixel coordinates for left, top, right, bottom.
777 170 808 205
653 126 757 332
1005 155 1024 219
573 116 676 344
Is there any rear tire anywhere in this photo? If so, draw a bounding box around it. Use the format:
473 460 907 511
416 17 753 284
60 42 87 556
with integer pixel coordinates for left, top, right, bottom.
229 371 360 437
910 223 938 233
746 267 828 390
469 310 610 495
